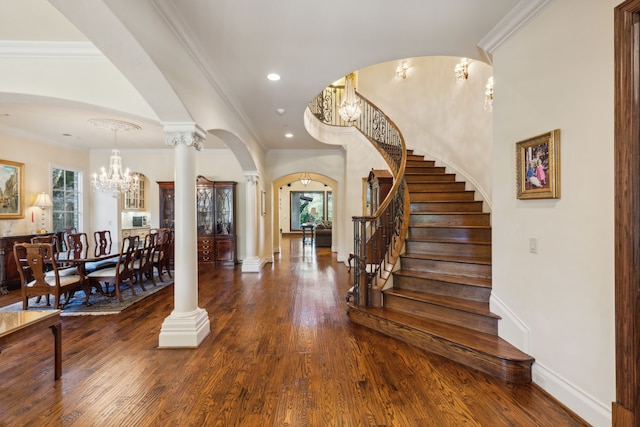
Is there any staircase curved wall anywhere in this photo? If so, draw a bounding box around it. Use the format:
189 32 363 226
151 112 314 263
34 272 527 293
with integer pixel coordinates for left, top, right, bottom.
357 56 494 206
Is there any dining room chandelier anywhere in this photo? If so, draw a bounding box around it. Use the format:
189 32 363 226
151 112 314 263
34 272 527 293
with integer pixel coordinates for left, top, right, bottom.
338 73 362 123
89 118 140 197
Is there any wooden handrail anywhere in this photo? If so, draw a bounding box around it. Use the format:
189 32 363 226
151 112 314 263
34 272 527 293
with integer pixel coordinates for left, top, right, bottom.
309 88 410 307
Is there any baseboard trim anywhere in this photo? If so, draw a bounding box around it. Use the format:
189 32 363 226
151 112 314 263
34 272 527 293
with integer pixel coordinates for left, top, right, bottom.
533 362 611 427
490 295 611 426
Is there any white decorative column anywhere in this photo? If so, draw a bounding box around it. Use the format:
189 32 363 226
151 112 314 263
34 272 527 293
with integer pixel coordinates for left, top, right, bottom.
159 123 210 347
242 172 262 272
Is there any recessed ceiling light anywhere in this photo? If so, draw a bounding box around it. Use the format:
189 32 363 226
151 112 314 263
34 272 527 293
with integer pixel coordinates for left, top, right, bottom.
276 108 285 115
267 73 281 81
285 133 293 138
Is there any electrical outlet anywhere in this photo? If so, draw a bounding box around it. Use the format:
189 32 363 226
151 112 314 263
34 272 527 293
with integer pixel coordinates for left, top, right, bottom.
529 237 537 254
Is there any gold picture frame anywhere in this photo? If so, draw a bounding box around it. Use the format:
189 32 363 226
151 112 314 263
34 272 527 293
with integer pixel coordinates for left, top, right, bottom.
516 129 560 200
0 159 24 219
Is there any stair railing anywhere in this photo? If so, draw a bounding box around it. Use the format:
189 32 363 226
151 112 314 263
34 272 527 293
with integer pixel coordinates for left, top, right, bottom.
309 86 410 307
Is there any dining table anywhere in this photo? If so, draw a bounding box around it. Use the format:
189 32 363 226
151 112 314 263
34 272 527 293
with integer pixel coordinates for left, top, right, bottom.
54 246 123 306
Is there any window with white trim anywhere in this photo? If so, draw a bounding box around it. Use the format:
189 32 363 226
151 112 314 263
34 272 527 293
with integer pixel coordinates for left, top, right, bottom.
51 167 80 232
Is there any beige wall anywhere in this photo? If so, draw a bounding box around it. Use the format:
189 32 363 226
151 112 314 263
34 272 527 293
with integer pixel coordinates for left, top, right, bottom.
358 56 494 206
492 1 618 425
0 133 90 235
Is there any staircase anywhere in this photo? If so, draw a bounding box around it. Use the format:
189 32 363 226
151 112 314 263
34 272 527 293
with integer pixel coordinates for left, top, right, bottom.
348 152 534 384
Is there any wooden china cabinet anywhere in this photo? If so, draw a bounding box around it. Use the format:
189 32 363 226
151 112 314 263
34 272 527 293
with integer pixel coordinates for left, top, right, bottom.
157 181 175 231
159 177 236 265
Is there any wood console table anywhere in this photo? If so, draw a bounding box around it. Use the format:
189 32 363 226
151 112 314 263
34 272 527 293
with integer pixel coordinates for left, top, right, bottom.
0 310 62 380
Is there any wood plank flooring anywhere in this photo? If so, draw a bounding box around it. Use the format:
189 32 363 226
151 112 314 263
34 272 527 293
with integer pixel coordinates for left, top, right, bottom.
0 237 588 426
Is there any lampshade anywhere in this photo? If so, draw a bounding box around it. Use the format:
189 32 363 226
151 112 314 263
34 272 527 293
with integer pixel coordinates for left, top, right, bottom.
33 192 53 208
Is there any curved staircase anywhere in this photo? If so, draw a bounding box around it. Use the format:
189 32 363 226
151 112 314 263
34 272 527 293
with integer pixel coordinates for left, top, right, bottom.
348 151 534 384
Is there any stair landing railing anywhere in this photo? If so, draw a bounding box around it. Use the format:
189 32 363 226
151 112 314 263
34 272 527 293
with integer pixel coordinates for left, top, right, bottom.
309 85 410 307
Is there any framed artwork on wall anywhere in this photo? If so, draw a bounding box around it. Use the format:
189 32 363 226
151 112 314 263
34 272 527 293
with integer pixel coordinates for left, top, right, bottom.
0 159 24 219
516 129 561 200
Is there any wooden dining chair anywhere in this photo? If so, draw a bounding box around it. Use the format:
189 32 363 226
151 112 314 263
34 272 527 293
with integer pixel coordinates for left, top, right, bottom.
93 230 112 256
133 233 157 290
85 230 119 273
61 227 78 251
29 235 60 305
65 232 89 260
86 235 140 302
152 229 173 281
13 242 84 310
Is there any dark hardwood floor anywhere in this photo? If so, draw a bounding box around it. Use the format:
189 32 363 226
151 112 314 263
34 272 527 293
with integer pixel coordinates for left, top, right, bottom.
0 236 587 426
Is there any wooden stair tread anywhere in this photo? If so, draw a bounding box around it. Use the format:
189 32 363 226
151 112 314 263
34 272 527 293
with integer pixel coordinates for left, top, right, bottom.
393 269 492 288
384 288 499 318
409 224 491 230
353 306 532 363
402 252 492 265
406 237 491 246
411 211 488 215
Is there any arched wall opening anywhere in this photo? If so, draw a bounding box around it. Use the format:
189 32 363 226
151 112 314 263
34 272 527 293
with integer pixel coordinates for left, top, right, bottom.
271 173 339 255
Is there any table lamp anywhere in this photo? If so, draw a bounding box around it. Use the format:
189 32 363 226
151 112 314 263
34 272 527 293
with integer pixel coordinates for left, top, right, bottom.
33 192 53 233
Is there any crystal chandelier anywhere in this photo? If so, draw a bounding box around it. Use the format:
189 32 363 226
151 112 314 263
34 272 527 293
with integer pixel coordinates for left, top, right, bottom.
338 73 362 124
89 118 141 197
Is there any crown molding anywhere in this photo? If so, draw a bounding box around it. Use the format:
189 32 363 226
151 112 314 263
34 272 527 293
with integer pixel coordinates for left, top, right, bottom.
0 41 104 60
478 0 552 63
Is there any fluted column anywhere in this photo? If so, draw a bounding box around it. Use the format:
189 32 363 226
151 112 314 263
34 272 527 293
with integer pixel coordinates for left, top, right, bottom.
159 122 210 347
242 172 262 272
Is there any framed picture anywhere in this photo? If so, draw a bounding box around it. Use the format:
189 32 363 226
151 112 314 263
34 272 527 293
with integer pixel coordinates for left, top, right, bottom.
0 159 24 219
516 129 561 200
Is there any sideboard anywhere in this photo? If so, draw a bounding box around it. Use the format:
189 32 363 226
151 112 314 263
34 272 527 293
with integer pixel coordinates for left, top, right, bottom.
0 232 53 294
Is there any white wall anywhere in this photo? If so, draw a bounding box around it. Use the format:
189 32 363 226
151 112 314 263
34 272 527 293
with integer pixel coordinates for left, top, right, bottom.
492 1 617 425
0 132 90 235
358 56 494 205
90 147 247 259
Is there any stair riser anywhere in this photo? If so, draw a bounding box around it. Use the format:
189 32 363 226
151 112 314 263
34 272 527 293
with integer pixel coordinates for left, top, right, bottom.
408 182 466 191
393 275 490 302
405 164 445 172
401 257 492 280
410 192 476 202
409 213 491 227
408 226 491 243
410 201 483 212
405 240 491 259
347 308 532 384
406 158 434 167
383 294 497 335
405 174 456 183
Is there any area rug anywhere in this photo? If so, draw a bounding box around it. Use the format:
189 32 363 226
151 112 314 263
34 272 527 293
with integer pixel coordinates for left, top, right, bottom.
0 273 173 316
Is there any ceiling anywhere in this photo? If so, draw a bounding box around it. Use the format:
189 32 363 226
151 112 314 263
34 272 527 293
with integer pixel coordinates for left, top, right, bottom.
0 0 524 153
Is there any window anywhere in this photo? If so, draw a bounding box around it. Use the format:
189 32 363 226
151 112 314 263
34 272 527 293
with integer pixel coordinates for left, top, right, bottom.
51 167 80 232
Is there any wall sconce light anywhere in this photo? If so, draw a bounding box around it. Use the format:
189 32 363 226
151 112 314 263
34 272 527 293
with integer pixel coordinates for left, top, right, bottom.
32 192 53 233
396 61 410 79
484 77 494 111
299 172 312 186
455 58 470 81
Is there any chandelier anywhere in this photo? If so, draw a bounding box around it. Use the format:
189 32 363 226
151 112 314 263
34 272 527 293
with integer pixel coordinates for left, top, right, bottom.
299 172 312 186
338 73 362 123
89 118 141 197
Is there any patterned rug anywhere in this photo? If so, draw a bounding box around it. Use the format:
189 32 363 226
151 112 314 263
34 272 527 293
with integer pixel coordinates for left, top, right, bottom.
0 273 173 316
